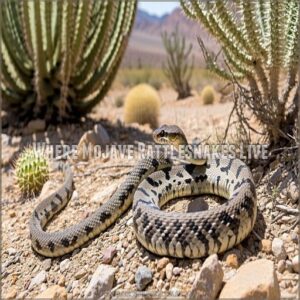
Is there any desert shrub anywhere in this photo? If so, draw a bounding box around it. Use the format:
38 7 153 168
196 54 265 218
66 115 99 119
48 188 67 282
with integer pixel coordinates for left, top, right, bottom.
124 84 160 128
162 26 194 100
200 85 216 105
181 0 300 147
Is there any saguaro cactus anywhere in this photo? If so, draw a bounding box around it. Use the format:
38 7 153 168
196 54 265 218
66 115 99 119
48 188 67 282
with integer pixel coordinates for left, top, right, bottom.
1 0 137 123
181 0 300 145
162 26 194 100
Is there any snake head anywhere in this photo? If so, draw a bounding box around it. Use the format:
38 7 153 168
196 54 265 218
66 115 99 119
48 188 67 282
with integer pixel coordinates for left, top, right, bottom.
153 124 188 148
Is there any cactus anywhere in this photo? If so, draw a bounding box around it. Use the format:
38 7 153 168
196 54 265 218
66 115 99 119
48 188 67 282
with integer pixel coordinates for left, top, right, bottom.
15 147 49 196
162 26 194 100
200 85 215 105
124 84 160 129
1 0 137 123
180 0 300 145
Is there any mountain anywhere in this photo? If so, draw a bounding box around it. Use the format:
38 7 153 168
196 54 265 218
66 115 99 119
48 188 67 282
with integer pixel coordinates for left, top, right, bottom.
121 8 220 68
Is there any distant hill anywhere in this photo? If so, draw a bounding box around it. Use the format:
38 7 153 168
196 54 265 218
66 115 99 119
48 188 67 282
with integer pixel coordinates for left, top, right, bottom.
121 8 220 68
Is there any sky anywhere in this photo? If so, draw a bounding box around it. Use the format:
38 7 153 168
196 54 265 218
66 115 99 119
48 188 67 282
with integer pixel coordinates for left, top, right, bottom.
138 1 180 16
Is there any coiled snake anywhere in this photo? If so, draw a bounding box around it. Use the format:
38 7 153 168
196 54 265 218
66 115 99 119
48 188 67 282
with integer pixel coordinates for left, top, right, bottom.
29 125 257 257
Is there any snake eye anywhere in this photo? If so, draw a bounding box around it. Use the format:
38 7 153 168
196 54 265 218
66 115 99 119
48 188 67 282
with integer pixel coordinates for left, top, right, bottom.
159 130 165 137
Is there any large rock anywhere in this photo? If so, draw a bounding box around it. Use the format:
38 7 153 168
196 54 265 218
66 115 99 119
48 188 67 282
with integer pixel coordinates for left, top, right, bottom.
84 264 116 299
272 238 287 260
28 270 47 291
219 259 280 300
188 254 223 300
77 124 110 161
35 285 67 299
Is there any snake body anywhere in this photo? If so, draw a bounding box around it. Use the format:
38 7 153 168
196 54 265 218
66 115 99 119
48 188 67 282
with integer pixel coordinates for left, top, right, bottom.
29 126 257 258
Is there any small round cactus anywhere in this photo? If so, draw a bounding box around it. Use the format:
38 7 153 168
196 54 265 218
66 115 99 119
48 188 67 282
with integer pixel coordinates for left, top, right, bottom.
15 147 49 196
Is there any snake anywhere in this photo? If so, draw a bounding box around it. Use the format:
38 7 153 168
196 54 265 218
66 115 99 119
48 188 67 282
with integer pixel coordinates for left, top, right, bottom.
29 125 257 258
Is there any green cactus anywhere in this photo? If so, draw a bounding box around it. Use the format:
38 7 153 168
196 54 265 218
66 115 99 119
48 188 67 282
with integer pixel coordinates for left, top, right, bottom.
181 0 300 145
162 26 194 100
1 0 137 123
15 147 49 196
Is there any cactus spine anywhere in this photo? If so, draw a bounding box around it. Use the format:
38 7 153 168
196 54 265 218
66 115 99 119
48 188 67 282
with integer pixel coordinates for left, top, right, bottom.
1 0 137 123
181 0 300 145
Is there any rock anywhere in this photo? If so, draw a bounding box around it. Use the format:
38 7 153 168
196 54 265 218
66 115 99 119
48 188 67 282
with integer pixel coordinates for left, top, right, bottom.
189 254 223 300
74 269 87 280
173 267 182 276
59 259 71 273
170 287 180 296
157 257 170 270
126 249 136 259
287 182 299 203
8 210 16 218
225 253 239 269
91 182 118 204
272 238 287 260
261 239 272 254
285 260 293 273
277 260 285 273
291 232 298 244
165 263 173 280
77 124 110 161
292 255 299 273
102 246 117 264
42 259 52 271
135 266 153 291
24 119 46 134
7 248 18 256
4 288 17 299
219 259 280 300
39 181 58 199
93 124 110 145
58 275 66 287
29 270 47 291
84 264 116 299
35 285 67 299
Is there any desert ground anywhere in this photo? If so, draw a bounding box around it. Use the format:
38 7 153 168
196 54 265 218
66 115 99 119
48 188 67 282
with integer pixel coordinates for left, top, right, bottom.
2 84 299 299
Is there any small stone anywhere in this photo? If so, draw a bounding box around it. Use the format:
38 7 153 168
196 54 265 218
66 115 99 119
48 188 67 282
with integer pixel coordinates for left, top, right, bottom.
7 248 18 256
277 260 285 273
225 253 239 269
58 275 66 287
84 264 116 299
172 267 182 276
261 239 272 254
42 259 52 271
75 269 87 280
8 210 16 218
24 119 46 134
102 246 117 264
189 254 223 300
59 259 71 272
272 238 287 260
290 232 298 244
122 240 129 248
292 255 299 273
93 124 110 145
170 287 180 296
28 270 47 291
157 257 170 270
135 266 153 291
165 263 173 280
285 260 293 273
4 288 17 299
35 285 67 299
287 182 299 203
219 259 280 300
127 249 136 259
71 190 79 202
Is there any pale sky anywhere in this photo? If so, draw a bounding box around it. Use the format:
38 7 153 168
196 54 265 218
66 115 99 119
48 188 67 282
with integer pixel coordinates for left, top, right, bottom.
139 1 180 16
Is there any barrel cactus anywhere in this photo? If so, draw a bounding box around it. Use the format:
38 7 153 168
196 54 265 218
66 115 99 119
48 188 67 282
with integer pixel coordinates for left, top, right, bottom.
15 147 49 196
1 0 137 123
